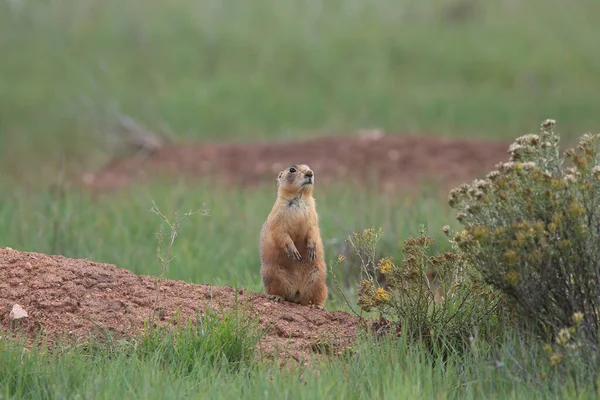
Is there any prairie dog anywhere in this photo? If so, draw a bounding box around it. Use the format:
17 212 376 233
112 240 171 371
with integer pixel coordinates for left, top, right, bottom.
259 164 328 309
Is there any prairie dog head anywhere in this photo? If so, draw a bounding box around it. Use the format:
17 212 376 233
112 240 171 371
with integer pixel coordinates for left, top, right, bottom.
276 164 315 198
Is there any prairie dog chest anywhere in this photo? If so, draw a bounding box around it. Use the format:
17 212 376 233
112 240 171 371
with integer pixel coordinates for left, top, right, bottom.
278 199 316 238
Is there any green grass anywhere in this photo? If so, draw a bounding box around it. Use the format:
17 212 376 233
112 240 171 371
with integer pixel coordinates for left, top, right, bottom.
2 327 597 400
2 0 600 397
1 307 263 400
0 179 456 311
3 178 599 397
1 0 600 178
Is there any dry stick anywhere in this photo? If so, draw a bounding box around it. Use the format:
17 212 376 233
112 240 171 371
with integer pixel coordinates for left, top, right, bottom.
341 230 384 321
116 114 165 155
328 260 361 318
149 201 209 323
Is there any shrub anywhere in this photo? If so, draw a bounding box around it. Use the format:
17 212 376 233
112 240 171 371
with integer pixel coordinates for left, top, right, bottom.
349 227 499 353
537 311 600 388
447 119 600 356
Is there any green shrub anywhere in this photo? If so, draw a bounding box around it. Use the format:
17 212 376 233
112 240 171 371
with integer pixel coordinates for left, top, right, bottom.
348 227 499 353
448 119 600 357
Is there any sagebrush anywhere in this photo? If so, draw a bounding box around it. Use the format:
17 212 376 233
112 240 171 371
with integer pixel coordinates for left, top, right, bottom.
448 119 600 366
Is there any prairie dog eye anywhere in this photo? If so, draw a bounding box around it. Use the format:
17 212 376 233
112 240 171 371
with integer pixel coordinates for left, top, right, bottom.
289 167 296 173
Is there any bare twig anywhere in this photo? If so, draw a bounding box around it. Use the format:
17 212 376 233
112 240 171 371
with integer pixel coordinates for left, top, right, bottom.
116 115 165 155
149 201 209 320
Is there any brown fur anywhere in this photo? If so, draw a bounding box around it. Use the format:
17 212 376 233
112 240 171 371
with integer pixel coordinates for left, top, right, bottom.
259 164 328 309
425 269 444 305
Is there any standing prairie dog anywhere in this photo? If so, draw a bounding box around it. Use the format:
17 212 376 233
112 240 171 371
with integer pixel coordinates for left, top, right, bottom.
259 164 328 309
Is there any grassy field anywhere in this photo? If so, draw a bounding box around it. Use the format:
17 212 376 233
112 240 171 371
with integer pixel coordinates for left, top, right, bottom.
4 327 594 400
2 0 600 398
0 180 456 311
2 0 600 179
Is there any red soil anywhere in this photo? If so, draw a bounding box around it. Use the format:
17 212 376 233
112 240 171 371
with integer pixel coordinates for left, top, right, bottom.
81 133 510 194
0 247 358 364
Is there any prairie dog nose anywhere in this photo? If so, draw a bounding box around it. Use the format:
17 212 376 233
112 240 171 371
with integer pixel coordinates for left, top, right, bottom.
305 170 314 178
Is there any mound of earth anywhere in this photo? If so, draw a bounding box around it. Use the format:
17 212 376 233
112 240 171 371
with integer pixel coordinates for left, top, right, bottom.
0 247 358 364
82 132 510 194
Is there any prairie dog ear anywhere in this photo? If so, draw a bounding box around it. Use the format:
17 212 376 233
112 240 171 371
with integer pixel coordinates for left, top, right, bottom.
276 171 283 186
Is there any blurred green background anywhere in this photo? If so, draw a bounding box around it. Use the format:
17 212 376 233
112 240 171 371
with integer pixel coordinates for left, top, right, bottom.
1 0 599 310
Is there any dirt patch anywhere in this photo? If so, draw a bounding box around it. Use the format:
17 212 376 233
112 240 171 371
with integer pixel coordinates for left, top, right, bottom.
82 133 510 194
0 247 358 364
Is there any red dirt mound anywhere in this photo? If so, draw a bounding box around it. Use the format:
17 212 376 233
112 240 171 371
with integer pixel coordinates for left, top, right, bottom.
82 133 510 194
0 247 358 364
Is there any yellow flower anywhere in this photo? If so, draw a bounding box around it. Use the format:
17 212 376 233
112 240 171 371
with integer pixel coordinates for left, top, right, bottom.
337 255 346 262
452 230 468 242
556 328 571 345
567 200 584 218
375 288 391 303
515 231 528 245
550 179 565 189
533 221 545 231
550 352 563 366
572 155 587 170
504 270 519 285
378 257 394 275
493 227 506 236
471 226 489 240
539 372 547 380
543 344 553 353
552 213 563 224
503 251 519 265
572 312 584 325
